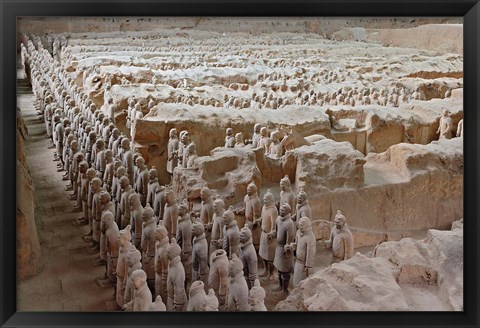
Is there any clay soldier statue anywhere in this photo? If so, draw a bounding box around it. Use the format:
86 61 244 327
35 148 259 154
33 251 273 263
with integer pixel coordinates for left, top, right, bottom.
234 132 246 148
234 181 261 252
96 209 114 286
95 138 106 178
268 130 283 159
116 225 134 307
162 189 178 238
270 202 295 298
239 226 258 290
124 249 143 308
208 249 229 309
149 295 167 311
187 281 208 311
124 269 152 311
71 152 85 207
146 167 159 207
186 143 198 168
129 192 143 249
457 119 464 137
78 164 94 228
227 254 250 311
251 123 262 148
324 210 354 263
179 131 191 168
166 238 187 311
119 176 134 229
286 214 316 287
154 224 169 303
199 186 214 245
167 128 179 177
436 109 453 140
135 156 149 206
293 188 312 225
108 128 119 150
258 189 278 281
248 279 267 311
192 222 209 288
279 175 295 216
97 191 115 266
121 138 134 186
141 205 157 292
258 127 272 154
114 166 126 227
103 149 114 192
209 197 225 257
85 131 96 165
176 201 193 287
103 211 119 285
222 206 240 260
202 289 220 311
89 177 105 254
225 128 235 148
153 185 167 224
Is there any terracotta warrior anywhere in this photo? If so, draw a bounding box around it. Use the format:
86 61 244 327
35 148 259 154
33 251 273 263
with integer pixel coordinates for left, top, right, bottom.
279 175 295 216
103 211 119 285
270 202 295 298
153 185 166 224
268 130 283 159
208 249 229 309
225 128 235 148
90 177 105 254
192 222 209 289
154 224 169 303
121 138 134 187
251 123 262 148
286 214 317 287
129 192 143 249
249 279 267 311
436 109 453 140
149 295 167 311
178 130 191 168
79 164 94 229
234 132 246 148
167 128 179 176
199 186 214 245
116 225 135 307
456 119 464 137
258 189 278 281
209 197 225 257
114 166 126 227
227 254 249 311
146 167 159 207
186 143 198 168
141 205 157 291
102 149 114 192
239 226 258 290
293 188 312 225
235 181 261 252
176 201 193 287
119 176 134 229
124 248 143 308
166 238 187 311
97 191 115 266
135 156 149 206
202 289 220 311
162 189 178 238
123 269 152 311
324 210 354 263
187 280 208 311
258 127 272 154
221 206 240 260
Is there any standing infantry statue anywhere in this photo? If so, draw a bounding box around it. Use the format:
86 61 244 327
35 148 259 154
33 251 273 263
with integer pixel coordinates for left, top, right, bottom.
324 210 354 264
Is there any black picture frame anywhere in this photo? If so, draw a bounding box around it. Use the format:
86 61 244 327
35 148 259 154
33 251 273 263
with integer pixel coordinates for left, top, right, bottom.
1 1 479 327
